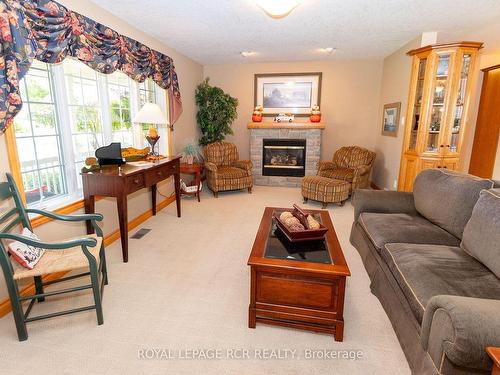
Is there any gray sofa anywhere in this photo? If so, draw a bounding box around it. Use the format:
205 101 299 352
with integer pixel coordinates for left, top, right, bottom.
349 169 500 375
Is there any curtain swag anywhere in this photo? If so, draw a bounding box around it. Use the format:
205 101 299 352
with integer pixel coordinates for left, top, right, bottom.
0 0 183 133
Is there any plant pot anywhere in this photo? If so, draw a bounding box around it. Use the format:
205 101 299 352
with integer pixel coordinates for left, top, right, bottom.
186 155 194 165
310 114 321 123
252 115 263 122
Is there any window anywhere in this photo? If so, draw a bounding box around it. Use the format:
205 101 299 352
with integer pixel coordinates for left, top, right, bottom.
13 58 168 208
15 60 67 206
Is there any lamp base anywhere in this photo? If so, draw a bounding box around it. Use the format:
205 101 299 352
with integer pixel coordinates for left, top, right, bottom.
146 136 160 156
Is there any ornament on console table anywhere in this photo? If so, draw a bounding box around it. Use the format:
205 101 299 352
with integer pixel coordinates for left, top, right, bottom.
310 105 321 123
252 105 264 122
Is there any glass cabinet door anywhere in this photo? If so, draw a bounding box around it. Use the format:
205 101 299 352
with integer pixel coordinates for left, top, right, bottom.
447 53 472 153
408 58 427 151
425 53 452 154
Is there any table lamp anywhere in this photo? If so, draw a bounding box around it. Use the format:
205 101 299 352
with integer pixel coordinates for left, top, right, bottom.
133 103 167 158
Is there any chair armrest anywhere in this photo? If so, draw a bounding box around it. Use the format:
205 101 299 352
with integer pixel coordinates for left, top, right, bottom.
353 164 372 177
421 295 500 371
204 161 218 173
0 233 98 249
233 160 252 172
317 161 336 172
352 189 417 222
25 209 103 222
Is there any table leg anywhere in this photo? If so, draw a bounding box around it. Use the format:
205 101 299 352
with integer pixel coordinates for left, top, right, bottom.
174 171 181 218
196 171 201 202
84 194 95 235
151 184 157 215
117 194 129 263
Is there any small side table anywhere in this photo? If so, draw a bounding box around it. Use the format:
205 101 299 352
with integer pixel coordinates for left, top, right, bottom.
180 162 203 202
487 347 500 375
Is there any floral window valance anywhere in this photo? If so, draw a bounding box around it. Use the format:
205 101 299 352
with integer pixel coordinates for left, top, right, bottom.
0 0 182 133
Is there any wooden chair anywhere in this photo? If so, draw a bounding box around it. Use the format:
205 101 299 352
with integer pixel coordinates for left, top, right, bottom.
0 173 108 341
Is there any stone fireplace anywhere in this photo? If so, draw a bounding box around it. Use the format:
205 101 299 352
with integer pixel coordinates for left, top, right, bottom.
248 122 324 187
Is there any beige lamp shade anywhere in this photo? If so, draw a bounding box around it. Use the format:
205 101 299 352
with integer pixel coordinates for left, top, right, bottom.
133 103 167 125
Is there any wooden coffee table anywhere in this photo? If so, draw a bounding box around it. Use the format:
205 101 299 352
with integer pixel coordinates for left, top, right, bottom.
247 207 350 341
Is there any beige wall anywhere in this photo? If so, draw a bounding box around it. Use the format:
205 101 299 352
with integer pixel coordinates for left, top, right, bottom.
372 37 422 190
0 0 202 300
203 60 383 161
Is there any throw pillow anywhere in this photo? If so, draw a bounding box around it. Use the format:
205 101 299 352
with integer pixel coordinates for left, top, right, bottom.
8 228 45 270
461 189 500 278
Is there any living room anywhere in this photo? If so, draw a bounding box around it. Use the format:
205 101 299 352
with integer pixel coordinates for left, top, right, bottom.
0 1 499 374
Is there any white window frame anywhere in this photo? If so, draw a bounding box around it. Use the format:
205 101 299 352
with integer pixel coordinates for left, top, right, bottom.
14 58 169 211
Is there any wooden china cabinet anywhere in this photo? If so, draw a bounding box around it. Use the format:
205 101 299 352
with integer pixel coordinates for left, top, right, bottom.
398 41 483 191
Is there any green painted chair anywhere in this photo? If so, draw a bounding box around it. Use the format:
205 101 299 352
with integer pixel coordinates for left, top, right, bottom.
0 173 108 341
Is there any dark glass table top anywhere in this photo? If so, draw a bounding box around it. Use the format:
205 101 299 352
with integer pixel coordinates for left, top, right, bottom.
264 215 332 264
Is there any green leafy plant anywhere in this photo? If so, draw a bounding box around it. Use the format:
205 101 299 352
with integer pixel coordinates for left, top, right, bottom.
196 78 238 146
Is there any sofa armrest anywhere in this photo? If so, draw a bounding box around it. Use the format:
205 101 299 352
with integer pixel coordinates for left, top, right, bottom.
352 189 417 222
233 160 252 173
204 161 218 174
421 295 500 371
317 161 336 172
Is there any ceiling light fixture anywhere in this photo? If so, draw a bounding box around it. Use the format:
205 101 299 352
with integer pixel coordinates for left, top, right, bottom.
255 0 302 19
319 47 336 54
240 51 257 57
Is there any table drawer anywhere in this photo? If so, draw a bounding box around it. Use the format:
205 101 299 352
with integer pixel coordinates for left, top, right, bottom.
145 164 176 185
126 174 146 193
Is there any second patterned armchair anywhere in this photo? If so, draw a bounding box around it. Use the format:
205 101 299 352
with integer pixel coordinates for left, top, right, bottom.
204 142 253 197
318 146 376 192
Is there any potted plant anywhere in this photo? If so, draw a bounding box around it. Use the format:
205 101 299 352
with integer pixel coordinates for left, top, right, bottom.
196 78 238 146
181 141 203 165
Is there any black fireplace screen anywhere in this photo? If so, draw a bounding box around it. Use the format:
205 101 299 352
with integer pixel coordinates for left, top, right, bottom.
262 139 306 177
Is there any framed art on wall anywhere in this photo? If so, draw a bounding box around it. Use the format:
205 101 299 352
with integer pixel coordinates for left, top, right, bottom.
254 73 322 116
381 102 401 137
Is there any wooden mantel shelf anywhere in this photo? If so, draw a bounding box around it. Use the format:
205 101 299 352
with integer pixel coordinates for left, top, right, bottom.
247 122 326 129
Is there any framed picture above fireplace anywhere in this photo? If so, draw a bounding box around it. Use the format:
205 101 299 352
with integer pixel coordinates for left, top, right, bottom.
254 73 322 116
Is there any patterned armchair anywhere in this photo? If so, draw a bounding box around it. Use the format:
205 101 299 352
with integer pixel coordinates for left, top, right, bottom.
204 142 253 197
318 146 376 192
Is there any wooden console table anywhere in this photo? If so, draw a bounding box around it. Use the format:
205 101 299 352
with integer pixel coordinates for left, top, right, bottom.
82 156 181 262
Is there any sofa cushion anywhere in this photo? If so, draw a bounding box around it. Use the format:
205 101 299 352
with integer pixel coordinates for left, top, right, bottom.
461 189 500 278
381 243 500 325
413 169 494 239
358 213 460 253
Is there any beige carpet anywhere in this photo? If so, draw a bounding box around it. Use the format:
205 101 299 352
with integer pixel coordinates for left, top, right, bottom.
0 186 410 374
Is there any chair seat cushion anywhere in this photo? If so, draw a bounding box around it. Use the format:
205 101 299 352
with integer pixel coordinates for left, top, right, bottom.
381 243 500 325
217 166 248 179
319 167 355 182
11 234 102 280
358 213 460 253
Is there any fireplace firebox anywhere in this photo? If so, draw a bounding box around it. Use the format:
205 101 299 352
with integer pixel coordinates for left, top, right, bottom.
262 139 306 177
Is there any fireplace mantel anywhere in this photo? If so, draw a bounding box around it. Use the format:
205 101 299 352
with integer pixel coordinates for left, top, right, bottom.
247 122 326 129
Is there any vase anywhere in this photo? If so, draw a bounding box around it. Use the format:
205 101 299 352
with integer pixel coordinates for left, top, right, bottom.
186 155 194 165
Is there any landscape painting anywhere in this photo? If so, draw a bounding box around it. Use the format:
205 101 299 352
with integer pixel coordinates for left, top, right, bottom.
263 82 312 109
255 73 322 116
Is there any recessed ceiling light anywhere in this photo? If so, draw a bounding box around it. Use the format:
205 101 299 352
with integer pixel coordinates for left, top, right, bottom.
319 47 336 54
240 51 257 57
255 0 302 19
